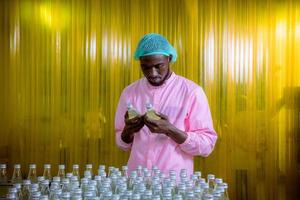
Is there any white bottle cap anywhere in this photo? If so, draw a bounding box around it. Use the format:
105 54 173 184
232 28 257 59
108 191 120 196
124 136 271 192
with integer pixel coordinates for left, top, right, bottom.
14 164 21 169
194 171 201 177
53 176 60 182
73 164 79 169
215 178 223 184
98 165 105 170
146 102 153 110
86 164 92 169
44 164 51 169
127 102 133 109
58 164 65 169
29 164 36 169
207 174 215 179
222 182 228 189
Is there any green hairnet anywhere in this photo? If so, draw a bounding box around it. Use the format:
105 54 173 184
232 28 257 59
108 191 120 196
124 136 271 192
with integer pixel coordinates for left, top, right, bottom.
134 33 177 62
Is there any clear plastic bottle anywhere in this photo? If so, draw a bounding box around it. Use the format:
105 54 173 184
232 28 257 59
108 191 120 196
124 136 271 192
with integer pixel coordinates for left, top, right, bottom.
72 164 80 178
108 166 114 177
28 164 37 183
58 164 66 179
207 174 216 192
43 164 52 180
127 102 140 119
0 164 8 183
146 103 161 120
128 171 137 190
12 164 22 184
221 183 230 200
62 178 71 192
40 179 50 196
201 183 210 196
21 179 31 199
136 165 143 177
86 164 93 177
194 186 202 199
122 166 128 178
15 183 23 198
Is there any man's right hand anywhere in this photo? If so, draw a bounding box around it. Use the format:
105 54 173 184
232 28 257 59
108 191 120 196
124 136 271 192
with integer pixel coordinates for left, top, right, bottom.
121 111 144 143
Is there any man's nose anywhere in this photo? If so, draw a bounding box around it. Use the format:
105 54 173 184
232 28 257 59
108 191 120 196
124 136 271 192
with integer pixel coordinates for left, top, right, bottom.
149 67 158 77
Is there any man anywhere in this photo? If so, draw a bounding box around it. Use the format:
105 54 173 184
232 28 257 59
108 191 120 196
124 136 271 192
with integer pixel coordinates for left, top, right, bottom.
115 33 217 178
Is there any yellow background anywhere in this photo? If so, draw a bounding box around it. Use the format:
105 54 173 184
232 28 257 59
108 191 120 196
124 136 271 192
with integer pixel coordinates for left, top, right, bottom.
0 0 299 199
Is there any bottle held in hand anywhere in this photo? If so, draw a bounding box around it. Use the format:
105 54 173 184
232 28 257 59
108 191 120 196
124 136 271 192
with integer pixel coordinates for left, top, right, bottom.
146 103 161 120
127 102 140 119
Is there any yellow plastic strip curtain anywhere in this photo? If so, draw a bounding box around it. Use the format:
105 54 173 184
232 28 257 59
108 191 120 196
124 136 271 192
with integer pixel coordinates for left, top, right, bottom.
0 0 299 199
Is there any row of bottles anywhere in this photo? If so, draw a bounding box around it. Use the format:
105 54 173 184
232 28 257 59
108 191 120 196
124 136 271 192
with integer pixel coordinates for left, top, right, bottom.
0 164 93 184
3 164 229 200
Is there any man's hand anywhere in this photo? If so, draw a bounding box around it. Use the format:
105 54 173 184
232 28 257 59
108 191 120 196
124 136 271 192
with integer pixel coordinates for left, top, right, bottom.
144 112 187 144
121 112 144 143
144 112 172 135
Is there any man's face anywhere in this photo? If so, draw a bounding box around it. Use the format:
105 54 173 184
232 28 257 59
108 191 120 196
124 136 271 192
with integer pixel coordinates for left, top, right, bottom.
140 55 171 86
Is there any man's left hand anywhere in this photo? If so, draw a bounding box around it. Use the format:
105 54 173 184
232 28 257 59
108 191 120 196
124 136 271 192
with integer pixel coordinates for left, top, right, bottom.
144 112 173 135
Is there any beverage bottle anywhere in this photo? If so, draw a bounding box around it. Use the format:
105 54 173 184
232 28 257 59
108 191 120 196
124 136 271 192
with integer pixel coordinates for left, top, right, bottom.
12 164 22 184
13 183 22 199
57 164 66 179
122 166 128 178
146 103 161 120
21 179 31 199
27 164 37 183
127 102 140 119
207 174 216 192
85 164 93 177
72 164 80 178
219 183 229 200
43 164 52 180
0 164 8 183
136 165 143 177
40 179 50 196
